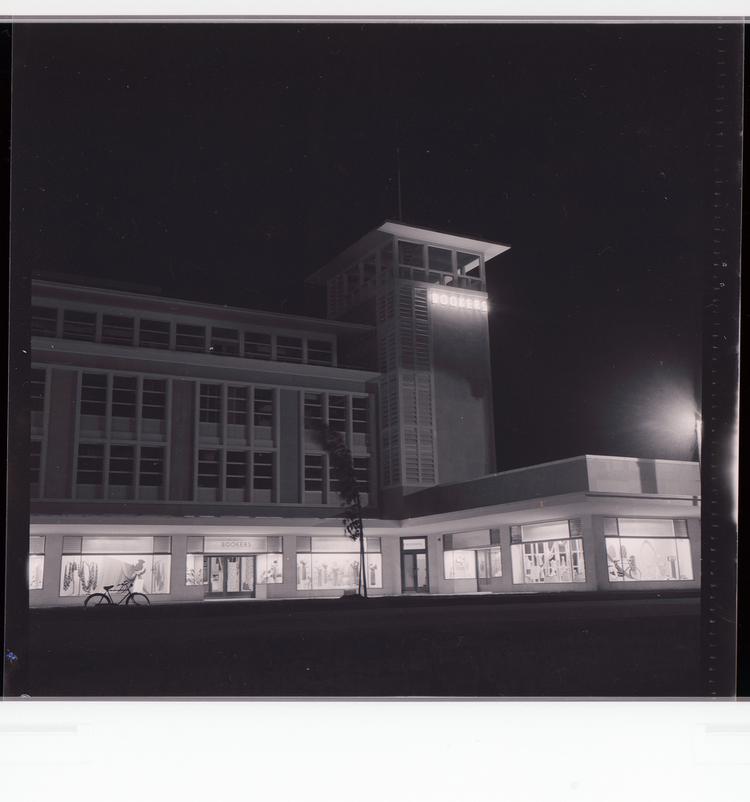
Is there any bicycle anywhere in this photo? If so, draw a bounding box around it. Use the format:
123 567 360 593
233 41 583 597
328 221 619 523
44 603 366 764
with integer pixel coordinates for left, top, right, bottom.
84 578 151 607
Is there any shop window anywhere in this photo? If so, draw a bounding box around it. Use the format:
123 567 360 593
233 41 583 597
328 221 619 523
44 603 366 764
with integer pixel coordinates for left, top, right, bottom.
307 339 334 366
199 384 222 424
175 323 206 353
296 536 382 591
29 535 45 590
276 335 303 363
352 397 369 434
101 315 135 346
60 536 171 597
510 519 586 584
32 305 58 338
63 309 97 341
253 388 274 429
210 327 240 356
139 319 170 349
443 531 502 580
605 518 693 582
186 553 209 586
304 393 323 432
244 331 272 360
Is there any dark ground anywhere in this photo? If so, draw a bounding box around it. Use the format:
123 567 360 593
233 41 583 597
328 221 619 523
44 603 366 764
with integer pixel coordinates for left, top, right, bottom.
26 592 701 697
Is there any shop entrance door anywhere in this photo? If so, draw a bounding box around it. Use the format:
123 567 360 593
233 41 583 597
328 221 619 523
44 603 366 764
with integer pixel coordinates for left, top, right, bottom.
400 538 429 593
208 555 256 598
476 549 492 591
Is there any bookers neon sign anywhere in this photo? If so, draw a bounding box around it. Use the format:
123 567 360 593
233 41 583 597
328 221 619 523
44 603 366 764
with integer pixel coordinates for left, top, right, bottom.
429 290 488 312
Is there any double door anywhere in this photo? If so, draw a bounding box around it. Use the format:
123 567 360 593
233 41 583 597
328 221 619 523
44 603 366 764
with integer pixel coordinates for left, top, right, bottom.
208 555 256 598
401 538 429 593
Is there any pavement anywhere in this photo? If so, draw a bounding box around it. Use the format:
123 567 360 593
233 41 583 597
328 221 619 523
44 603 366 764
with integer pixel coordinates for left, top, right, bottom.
25 591 701 697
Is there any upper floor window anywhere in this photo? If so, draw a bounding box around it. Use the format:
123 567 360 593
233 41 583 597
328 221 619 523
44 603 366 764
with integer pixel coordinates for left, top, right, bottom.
253 389 274 429
112 376 137 418
276 336 303 363
139 319 170 349
244 331 272 360
304 393 323 432
352 397 369 435
31 306 58 338
307 340 334 366
210 327 240 357
30 368 46 413
63 310 96 341
176 324 206 353
398 241 424 268
80 373 108 416
142 379 166 420
101 315 135 346
328 395 347 433
227 386 248 426
200 384 222 424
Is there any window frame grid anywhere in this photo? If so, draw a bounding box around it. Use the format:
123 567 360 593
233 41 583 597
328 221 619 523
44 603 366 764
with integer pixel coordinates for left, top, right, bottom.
72 369 172 501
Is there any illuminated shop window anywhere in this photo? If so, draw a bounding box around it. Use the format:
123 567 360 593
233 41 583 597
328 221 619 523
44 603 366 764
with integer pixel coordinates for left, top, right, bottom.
510 520 586 584
604 518 693 582
63 309 97 341
60 536 172 597
210 327 240 356
101 315 135 346
296 536 382 591
31 305 58 337
443 531 502 580
29 536 45 590
175 323 206 353
138 319 170 349
244 331 272 360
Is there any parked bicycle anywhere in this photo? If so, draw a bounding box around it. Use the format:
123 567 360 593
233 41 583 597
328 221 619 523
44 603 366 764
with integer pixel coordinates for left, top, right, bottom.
84 578 150 607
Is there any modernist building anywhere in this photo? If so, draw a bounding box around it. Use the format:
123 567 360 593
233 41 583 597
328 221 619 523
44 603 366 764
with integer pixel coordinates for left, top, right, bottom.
28 222 701 606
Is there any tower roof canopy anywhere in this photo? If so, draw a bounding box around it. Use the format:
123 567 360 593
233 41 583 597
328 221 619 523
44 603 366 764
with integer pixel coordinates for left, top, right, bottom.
306 220 511 285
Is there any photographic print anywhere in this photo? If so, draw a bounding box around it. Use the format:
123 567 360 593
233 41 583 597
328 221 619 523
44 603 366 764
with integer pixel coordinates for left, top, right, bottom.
4 20 742 698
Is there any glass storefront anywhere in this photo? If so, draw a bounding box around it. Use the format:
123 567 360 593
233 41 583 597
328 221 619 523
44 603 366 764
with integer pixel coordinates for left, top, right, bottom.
510 520 586 584
605 518 693 582
296 536 382 590
442 531 502 584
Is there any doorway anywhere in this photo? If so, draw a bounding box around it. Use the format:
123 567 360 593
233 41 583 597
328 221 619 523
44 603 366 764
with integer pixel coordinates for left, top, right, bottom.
207 555 256 598
400 538 429 593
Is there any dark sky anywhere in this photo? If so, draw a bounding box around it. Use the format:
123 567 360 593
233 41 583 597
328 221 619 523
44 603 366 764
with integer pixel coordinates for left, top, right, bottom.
12 23 722 469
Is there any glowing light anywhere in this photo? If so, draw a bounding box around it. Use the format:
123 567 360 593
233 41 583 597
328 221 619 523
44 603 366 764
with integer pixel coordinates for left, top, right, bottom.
429 290 488 312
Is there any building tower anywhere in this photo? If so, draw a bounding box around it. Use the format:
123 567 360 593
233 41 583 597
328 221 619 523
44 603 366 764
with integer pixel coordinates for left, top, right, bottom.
307 221 510 511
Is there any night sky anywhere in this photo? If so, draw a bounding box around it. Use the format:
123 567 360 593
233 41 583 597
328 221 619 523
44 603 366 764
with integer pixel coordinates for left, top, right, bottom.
12 23 720 470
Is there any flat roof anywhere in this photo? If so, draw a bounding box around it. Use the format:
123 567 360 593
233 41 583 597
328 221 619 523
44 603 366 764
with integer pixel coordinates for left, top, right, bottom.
306 220 511 285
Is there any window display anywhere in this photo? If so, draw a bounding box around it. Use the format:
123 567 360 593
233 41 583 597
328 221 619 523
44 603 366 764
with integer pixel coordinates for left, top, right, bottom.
60 536 171 596
186 553 208 585
510 520 586 584
296 536 382 590
443 546 502 580
28 535 45 590
606 538 693 581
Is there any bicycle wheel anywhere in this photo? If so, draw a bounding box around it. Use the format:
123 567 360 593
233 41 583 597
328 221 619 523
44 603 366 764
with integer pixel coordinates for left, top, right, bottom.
126 593 150 606
84 593 111 607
